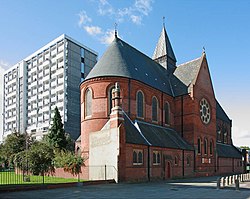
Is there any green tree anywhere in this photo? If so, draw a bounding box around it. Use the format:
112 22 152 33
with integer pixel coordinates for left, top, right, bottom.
0 131 33 166
240 146 250 150
14 142 55 175
47 107 68 150
54 151 85 176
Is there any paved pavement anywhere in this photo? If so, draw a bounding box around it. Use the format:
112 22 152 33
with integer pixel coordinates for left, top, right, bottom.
1 176 250 199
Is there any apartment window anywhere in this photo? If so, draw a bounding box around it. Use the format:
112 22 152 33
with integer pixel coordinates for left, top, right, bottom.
85 88 92 118
136 91 144 118
153 151 161 165
204 138 208 155
198 138 201 154
133 149 143 165
152 96 158 122
164 102 170 125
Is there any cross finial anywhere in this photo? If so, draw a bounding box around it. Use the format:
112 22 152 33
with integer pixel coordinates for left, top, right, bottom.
202 46 206 53
115 23 118 38
163 16 165 27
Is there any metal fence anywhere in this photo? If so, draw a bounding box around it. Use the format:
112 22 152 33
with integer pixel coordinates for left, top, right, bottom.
0 168 79 185
0 165 117 185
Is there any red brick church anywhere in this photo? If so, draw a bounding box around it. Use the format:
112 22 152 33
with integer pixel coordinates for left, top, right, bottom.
78 25 243 182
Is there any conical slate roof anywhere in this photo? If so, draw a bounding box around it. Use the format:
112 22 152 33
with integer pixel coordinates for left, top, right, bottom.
152 26 176 62
85 37 174 96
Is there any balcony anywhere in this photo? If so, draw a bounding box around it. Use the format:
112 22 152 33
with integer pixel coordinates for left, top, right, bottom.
30 66 37 73
56 84 64 92
31 81 37 88
42 90 49 97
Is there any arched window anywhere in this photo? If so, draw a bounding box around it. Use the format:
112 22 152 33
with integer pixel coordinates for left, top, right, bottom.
108 86 115 115
136 91 144 118
164 102 170 125
224 131 227 144
187 157 190 166
174 156 178 165
85 88 92 117
138 151 143 164
204 138 208 155
210 140 213 155
133 151 137 164
152 96 158 122
197 138 201 154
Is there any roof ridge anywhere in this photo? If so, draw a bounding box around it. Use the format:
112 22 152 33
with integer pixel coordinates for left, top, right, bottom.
177 56 201 67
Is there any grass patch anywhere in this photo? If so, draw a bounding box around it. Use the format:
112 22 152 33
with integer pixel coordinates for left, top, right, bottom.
0 171 83 185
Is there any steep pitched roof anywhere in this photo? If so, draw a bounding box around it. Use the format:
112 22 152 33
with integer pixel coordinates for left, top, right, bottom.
152 26 176 62
135 120 193 150
217 143 242 158
85 37 174 96
216 100 231 123
124 113 149 146
174 56 203 87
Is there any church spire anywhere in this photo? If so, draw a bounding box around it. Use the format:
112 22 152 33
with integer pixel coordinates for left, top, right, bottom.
152 19 177 73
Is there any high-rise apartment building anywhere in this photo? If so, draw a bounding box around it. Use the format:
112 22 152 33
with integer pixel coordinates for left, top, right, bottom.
3 34 97 140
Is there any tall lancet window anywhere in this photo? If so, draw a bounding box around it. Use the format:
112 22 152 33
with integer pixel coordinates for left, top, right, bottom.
85 88 92 118
164 102 170 125
136 91 144 118
152 96 158 122
108 86 115 115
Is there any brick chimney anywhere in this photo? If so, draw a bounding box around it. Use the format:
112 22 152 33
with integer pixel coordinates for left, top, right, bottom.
110 82 124 128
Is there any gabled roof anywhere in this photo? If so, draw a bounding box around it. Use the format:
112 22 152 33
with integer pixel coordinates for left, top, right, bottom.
152 26 176 62
135 120 193 150
174 56 203 87
85 37 174 96
216 100 231 123
124 113 149 146
216 143 242 158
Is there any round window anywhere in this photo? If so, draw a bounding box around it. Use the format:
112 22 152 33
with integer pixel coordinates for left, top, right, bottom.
200 98 211 124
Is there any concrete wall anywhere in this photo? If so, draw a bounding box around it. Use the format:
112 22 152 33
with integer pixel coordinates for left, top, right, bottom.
89 127 119 182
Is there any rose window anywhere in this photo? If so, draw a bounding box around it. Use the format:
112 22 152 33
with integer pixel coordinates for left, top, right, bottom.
200 98 210 124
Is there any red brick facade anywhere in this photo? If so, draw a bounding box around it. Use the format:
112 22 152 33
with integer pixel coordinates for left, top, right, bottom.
79 38 243 182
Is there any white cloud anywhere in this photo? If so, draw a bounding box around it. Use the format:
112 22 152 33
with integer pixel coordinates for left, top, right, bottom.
0 60 11 70
84 26 102 35
96 0 154 25
130 15 142 25
98 0 114 16
78 11 92 27
78 0 154 45
134 0 153 16
100 29 115 45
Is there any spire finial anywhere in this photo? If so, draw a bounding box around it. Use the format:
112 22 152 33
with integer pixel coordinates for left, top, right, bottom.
163 16 165 27
115 23 118 38
202 46 206 54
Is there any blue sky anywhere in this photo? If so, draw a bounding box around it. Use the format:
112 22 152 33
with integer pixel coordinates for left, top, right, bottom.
0 0 249 146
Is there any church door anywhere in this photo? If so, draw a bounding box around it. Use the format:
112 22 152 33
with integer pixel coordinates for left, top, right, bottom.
165 161 171 179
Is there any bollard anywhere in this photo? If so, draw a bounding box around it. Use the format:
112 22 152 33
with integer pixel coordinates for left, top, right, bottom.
227 176 230 185
240 174 243 182
229 176 232 185
217 177 221 189
235 179 240 191
222 177 225 188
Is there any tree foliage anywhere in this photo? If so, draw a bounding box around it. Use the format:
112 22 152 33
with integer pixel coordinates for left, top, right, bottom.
0 131 34 166
47 107 69 150
54 151 85 176
14 142 55 175
240 146 250 150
